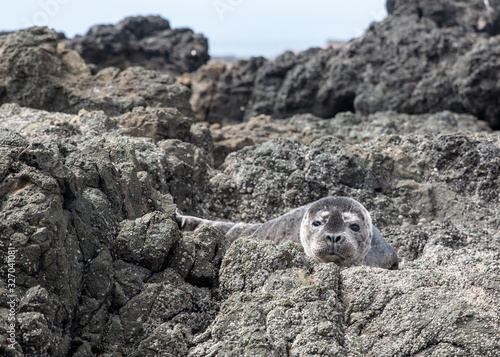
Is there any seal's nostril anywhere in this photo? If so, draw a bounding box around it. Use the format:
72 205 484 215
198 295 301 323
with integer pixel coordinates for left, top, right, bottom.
326 235 343 243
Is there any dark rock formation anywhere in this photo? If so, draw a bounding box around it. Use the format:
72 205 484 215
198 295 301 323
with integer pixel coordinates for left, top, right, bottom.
453 36 500 129
188 48 336 125
386 0 396 14
1 2 500 356
187 57 267 125
189 0 500 129
67 16 210 74
0 27 193 117
199 130 500 227
0 104 214 356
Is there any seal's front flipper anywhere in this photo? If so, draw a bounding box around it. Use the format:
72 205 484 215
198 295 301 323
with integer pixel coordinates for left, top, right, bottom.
176 212 206 231
363 226 399 270
176 211 236 235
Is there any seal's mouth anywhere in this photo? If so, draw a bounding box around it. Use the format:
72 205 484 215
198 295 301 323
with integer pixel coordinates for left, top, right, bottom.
315 251 345 264
313 244 352 264
330 252 347 262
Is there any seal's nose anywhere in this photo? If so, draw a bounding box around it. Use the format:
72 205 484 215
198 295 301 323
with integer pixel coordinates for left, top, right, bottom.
326 234 343 243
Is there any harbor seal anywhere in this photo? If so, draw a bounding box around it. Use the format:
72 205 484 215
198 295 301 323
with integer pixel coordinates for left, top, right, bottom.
176 196 399 269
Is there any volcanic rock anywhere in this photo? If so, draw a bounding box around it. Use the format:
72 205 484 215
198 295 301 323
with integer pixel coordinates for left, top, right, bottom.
1 100 499 356
0 27 193 117
68 16 210 74
189 0 500 129
1 2 500 356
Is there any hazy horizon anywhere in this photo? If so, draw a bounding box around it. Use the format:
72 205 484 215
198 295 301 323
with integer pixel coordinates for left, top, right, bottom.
1 0 387 58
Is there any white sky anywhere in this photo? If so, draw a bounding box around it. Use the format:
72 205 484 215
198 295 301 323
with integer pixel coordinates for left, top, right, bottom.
1 0 387 57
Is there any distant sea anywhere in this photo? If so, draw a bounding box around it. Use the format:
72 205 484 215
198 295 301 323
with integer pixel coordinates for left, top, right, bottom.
209 38 347 59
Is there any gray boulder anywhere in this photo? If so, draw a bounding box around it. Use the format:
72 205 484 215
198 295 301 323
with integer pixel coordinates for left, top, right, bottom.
0 27 193 116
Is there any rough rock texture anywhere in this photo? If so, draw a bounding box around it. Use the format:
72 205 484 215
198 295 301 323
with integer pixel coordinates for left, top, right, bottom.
1 104 500 357
189 0 500 129
191 121 500 356
0 27 193 117
186 57 268 124
209 111 491 167
0 104 216 356
200 131 500 228
191 236 500 356
1 2 500 356
67 16 210 74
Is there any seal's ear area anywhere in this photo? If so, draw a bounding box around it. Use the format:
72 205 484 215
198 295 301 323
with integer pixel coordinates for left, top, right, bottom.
388 260 399 270
363 226 399 270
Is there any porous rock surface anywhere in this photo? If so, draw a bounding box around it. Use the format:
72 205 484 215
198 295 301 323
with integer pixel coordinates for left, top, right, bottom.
0 27 193 117
209 110 491 167
0 103 217 356
188 0 500 129
1 100 499 356
1 2 500 356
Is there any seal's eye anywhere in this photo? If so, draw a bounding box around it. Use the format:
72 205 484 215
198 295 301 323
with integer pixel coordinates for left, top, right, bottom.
349 223 360 232
312 221 322 227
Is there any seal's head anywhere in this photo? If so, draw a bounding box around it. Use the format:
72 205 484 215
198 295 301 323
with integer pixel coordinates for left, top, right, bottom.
300 197 372 265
